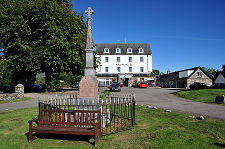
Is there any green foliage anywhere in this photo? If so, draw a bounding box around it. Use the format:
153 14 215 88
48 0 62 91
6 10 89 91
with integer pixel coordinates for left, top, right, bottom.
0 59 12 85
99 90 111 101
202 67 218 78
153 69 160 75
0 0 86 91
222 65 225 72
94 50 101 69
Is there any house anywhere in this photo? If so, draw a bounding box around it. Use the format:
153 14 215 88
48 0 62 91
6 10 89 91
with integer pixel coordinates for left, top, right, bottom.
214 71 225 84
156 67 212 89
95 43 154 86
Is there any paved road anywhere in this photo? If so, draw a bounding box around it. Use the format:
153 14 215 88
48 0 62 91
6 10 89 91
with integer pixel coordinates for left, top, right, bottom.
121 87 225 120
0 88 225 120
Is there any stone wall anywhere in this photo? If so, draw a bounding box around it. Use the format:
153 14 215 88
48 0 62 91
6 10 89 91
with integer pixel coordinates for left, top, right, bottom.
0 84 24 101
187 68 212 88
0 93 21 101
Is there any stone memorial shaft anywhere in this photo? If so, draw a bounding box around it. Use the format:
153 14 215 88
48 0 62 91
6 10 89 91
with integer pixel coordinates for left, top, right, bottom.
79 7 98 99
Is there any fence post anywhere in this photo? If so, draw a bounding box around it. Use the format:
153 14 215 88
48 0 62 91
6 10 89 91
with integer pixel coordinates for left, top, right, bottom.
132 95 136 126
38 101 41 119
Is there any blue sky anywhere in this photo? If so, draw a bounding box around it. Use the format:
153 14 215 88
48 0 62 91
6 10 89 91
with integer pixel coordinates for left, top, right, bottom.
73 0 225 73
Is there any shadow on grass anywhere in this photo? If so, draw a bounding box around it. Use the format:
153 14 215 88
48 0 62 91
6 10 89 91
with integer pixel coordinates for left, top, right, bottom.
25 132 94 146
213 143 225 147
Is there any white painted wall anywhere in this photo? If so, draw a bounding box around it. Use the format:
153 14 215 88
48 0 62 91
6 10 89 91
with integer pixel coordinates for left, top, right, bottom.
179 70 194 78
215 73 225 84
96 54 152 74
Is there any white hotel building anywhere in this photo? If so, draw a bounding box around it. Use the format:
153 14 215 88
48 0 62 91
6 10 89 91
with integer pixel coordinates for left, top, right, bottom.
96 43 154 86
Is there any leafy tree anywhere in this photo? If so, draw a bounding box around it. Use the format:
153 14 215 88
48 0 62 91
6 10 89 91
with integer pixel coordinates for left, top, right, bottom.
202 67 218 78
222 65 225 72
0 59 12 86
153 69 160 75
0 0 86 91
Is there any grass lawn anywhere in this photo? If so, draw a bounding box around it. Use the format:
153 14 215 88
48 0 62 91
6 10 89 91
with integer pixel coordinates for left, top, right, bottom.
0 97 32 104
0 106 225 149
174 89 225 106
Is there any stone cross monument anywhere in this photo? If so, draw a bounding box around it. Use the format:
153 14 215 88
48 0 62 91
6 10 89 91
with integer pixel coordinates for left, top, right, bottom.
84 7 95 76
79 7 98 100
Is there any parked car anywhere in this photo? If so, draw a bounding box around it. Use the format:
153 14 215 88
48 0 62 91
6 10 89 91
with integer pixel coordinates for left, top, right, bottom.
108 82 121 92
0 85 15 93
139 82 148 88
24 84 45 93
72 82 79 89
190 82 207 90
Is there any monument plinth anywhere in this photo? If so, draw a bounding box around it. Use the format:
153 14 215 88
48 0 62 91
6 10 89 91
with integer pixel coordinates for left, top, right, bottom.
79 76 98 98
79 7 98 99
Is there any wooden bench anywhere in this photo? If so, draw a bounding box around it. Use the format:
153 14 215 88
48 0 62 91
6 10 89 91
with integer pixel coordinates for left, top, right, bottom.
28 108 101 146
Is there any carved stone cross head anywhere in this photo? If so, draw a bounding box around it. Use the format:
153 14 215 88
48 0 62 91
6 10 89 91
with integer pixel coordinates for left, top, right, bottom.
85 7 94 19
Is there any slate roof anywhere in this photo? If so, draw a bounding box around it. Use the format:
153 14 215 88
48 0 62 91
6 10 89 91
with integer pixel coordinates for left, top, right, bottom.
96 43 152 55
157 66 211 82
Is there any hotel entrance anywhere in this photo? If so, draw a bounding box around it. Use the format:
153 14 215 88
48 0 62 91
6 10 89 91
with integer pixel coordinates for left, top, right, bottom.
119 74 133 87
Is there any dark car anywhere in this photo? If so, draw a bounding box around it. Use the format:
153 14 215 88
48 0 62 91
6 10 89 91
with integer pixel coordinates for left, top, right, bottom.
24 84 45 93
108 82 121 92
0 85 15 93
72 82 79 89
190 82 207 90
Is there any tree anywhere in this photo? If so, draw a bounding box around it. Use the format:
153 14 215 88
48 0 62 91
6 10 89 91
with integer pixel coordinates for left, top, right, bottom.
222 65 225 72
153 69 160 75
0 59 12 85
0 0 86 91
202 67 218 78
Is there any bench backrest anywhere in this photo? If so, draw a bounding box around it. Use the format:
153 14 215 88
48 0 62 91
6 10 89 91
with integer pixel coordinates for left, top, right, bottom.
39 109 101 126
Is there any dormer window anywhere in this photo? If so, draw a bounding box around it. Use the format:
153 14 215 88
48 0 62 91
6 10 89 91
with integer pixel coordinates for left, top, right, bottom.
116 48 121 53
127 48 132 53
104 48 109 53
139 48 144 53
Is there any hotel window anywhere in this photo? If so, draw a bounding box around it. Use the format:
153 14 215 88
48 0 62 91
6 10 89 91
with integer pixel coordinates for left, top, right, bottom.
128 57 132 62
127 48 132 53
129 67 132 72
117 57 120 62
104 48 109 53
105 57 109 62
197 72 202 77
139 48 144 53
140 56 144 62
116 48 121 53
117 67 121 72
140 67 144 72
105 67 109 72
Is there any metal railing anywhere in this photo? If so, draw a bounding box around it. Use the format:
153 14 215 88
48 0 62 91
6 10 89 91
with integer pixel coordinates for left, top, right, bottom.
38 93 135 135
